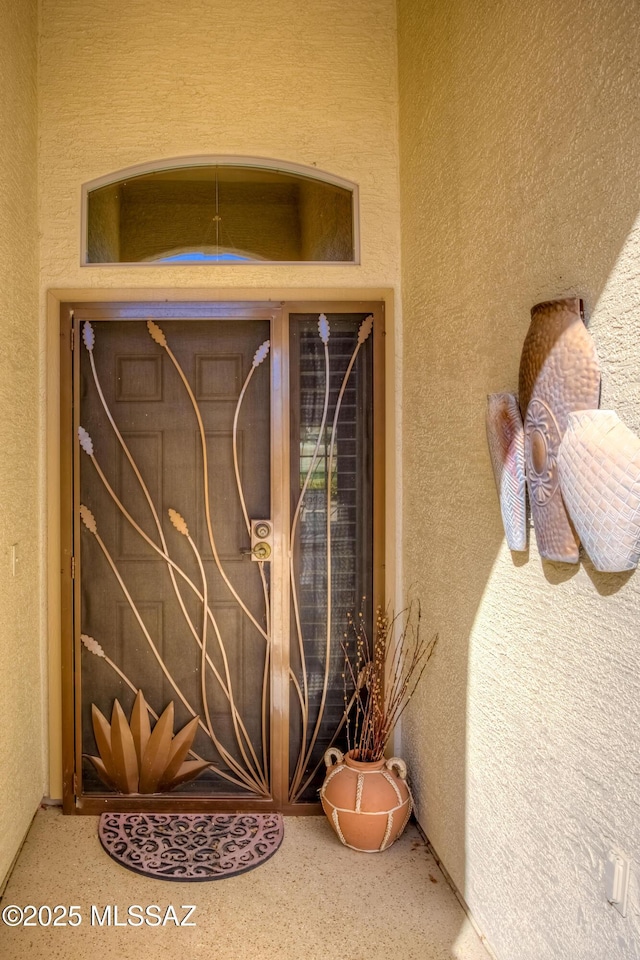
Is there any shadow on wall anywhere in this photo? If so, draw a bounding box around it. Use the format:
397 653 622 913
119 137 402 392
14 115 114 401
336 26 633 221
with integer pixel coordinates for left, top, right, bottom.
398 1 640 958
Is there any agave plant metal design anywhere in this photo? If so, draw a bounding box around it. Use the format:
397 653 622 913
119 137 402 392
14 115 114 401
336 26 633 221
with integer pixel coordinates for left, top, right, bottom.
88 690 210 794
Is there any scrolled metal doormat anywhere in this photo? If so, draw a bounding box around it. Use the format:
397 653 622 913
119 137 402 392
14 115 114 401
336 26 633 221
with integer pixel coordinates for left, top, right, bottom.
98 812 284 880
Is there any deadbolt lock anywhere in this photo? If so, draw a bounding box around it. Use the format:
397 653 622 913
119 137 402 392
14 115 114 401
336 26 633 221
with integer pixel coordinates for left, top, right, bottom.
249 519 273 562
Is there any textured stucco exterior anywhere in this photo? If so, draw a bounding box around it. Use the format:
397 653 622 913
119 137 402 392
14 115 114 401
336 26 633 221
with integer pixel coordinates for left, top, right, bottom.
0 0 44 885
398 1 640 958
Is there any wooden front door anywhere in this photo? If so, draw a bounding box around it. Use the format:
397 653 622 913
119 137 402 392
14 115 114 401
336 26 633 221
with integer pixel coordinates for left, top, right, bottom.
61 301 383 812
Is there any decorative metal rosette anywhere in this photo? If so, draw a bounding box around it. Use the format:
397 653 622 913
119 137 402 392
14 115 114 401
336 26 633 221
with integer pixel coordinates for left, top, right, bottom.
524 398 562 507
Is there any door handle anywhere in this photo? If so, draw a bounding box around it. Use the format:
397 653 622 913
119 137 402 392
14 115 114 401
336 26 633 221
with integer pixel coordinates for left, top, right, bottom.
240 543 272 560
252 542 272 560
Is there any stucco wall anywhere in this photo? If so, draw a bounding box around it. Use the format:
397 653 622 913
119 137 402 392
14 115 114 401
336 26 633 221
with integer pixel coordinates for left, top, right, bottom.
398 2 640 958
39 0 401 799
39 0 400 291
0 0 44 885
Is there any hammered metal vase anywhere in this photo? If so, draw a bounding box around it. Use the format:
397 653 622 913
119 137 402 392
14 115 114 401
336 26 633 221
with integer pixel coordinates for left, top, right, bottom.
558 410 640 573
320 748 412 853
518 297 601 563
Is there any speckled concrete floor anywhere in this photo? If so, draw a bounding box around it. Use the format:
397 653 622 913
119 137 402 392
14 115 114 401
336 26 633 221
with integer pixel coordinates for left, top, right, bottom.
0 808 491 960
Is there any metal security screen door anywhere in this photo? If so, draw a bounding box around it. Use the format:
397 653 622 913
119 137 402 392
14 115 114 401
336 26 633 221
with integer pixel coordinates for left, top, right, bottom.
61 301 383 813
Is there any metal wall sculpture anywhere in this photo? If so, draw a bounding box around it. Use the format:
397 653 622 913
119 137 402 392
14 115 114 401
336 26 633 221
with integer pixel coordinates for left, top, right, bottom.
485 393 527 551
488 296 640 573
518 298 601 563
558 411 640 573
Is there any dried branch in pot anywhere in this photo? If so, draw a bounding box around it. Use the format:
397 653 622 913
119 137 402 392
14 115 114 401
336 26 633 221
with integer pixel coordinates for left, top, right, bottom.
341 599 437 762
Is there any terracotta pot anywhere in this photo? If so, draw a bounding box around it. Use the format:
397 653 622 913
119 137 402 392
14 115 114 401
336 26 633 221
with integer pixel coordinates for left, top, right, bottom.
320 748 413 852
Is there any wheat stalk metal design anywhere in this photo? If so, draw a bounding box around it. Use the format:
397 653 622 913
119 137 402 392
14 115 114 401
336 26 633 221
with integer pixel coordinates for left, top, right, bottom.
80 313 373 802
79 533 260 795
79 506 204 733
148 319 271 788
79 321 270 796
288 315 331 794
79 429 264 791
146 319 269 643
289 315 374 802
81 331 268 792
232 339 272 780
169 509 268 793
78 421 256 758
147 319 271 788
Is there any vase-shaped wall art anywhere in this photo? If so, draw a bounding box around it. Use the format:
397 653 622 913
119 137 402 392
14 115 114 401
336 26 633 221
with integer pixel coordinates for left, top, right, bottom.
518 298 601 563
558 410 640 573
486 393 527 551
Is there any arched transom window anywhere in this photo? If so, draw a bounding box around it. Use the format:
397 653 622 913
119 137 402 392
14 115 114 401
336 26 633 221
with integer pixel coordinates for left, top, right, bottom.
83 157 358 265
